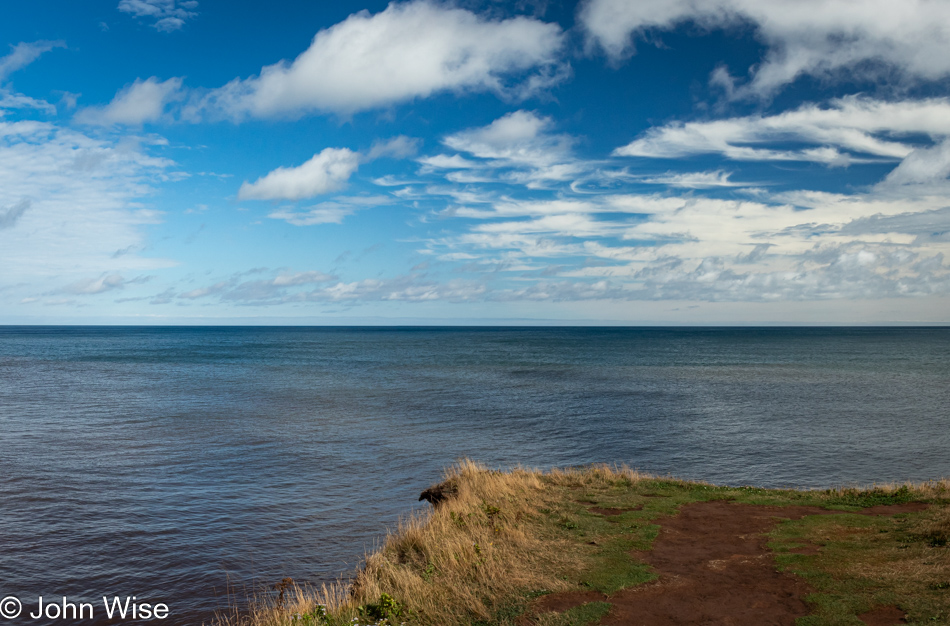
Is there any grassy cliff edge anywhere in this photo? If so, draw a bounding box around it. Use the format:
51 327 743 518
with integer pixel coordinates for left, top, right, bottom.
214 461 950 626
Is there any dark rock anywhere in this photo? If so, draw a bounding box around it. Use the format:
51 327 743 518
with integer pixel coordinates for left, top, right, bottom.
419 480 458 506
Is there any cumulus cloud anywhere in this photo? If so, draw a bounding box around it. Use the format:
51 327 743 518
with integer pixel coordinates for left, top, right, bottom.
613 97 950 163
0 41 65 82
188 1 564 119
238 148 361 201
76 77 184 126
579 0 950 97
239 139 417 206
117 0 199 32
436 110 583 186
445 110 572 163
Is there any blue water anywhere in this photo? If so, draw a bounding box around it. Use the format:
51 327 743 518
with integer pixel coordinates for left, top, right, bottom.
0 326 948 624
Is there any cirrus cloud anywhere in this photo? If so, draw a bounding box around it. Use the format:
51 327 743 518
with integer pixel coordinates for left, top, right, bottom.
612 97 950 164
0 40 65 83
117 0 199 32
0 117 176 308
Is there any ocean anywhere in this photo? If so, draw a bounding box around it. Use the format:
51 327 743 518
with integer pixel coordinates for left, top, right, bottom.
0 326 947 624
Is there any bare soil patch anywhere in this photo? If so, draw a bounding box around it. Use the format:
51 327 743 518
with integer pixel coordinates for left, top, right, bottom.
602 501 816 625
534 500 930 625
857 604 907 625
530 590 606 615
855 502 929 516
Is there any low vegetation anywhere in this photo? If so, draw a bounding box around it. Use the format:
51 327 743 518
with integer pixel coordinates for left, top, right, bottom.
212 461 950 626
772 503 950 624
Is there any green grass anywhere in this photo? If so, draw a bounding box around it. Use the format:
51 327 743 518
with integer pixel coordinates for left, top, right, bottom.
538 602 613 626
770 508 950 624
216 463 950 626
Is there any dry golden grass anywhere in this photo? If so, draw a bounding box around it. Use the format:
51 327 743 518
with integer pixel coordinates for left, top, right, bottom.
914 503 950 546
211 460 657 626
211 462 950 626
348 461 669 625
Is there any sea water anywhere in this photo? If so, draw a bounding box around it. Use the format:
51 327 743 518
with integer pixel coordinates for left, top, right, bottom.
1 326 948 624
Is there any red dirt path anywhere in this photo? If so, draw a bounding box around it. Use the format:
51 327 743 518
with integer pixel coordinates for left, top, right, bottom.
527 500 926 625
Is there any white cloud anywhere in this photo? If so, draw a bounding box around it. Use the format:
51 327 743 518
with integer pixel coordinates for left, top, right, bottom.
188 1 564 119
579 0 950 97
220 272 337 302
418 154 480 170
437 110 584 187
0 118 176 308
56 91 81 110
0 41 65 82
61 273 128 295
0 199 30 229
175 268 490 306
365 135 420 161
117 0 199 32
639 170 746 188
0 90 57 115
178 270 340 303
266 205 352 226
882 140 950 186
268 195 392 226
238 148 360 201
302 276 486 303
420 181 950 302
238 139 417 206
838 207 950 243
271 271 335 286
613 97 950 163
76 77 184 126
445 110 571 163
179 281 229 300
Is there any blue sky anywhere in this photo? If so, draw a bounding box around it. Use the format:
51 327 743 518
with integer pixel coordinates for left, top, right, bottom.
2 0 950 324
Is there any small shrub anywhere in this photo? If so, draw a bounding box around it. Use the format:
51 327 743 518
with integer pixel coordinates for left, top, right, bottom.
827 485 915 508
357 593 406 625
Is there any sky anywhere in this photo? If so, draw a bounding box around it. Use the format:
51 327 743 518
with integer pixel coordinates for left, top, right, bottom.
2 0 950 324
